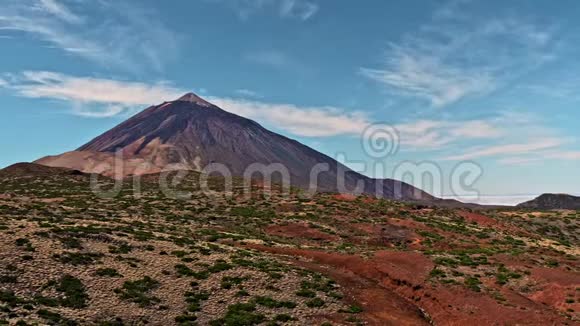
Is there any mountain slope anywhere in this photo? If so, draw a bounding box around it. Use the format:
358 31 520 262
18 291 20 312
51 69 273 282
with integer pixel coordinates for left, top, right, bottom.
517 193 580 210
36 93 432 200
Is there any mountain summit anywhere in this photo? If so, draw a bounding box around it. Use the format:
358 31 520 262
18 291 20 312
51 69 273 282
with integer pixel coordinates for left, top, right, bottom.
36 93 431 200
176 92 213 106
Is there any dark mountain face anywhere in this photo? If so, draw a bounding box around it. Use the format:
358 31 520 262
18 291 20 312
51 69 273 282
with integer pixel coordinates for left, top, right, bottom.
517 194 580 210
0 163 85 178
37 93 432 200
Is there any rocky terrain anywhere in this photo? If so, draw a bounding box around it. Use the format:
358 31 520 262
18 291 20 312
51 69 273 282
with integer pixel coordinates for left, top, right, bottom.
0 164 578 325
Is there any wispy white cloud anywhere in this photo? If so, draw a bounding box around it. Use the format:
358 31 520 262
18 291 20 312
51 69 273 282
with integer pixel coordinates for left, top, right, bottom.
449 120 504 139
0 0 179 72
1 71 367 136
36 0 83 24
548 151 580 160
442 138 566 161
209 97 368 137
396 119 503 149
497 156 543 165
361 2 558 107
6 71 566 162
361 53 495 108
208 0 318 21
499 150 580 165
1 71 184 117
2 71 512 144
70 103 127 118
7 71 183 106
279 0 318 20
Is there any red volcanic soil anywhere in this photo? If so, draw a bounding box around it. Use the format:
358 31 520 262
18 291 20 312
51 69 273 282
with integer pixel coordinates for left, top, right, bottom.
245 245 572 325
349 223 420 248
532 267 580 287
527 267 580 314
296 261 429 326
457 211 535 237
333 194 358 201
457 211 499 227
362 197 378 204
247 246 431 325
265 223 339 242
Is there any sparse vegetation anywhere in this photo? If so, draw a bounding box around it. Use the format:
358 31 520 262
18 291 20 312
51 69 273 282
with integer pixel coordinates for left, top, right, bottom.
114 277 160 307
95 268 122 277
0 166 577 325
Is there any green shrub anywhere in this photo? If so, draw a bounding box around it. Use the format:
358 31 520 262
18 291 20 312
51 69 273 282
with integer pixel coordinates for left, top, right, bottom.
274 314 294 322
209 302 265 326
295 289 316 298
340 305 363 313
464 277 481 292
208 261 233 273
56 275 88 308
58 252 103 265
95 268 122 277
175 264 196 277
37 309 77 326
115 277 160 307
59 237 82 249
221 276 247 289
236 290 250 297
184 291 210 313
108 243 132 254
0 275 17 283
0 290 20 306
305 297 325 308
175 314 197 325
429 268 446 278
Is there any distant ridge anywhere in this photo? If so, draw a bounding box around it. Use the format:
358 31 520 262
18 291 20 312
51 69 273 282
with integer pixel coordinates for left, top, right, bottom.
0 162 85 178
517 193 580 210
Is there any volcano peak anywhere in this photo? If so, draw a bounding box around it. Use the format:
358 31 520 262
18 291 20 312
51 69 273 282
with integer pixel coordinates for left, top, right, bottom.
176 92 212 107
35 93 431 201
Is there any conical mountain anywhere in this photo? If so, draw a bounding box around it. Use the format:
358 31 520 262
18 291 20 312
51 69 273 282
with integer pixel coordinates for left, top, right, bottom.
36 93 432 200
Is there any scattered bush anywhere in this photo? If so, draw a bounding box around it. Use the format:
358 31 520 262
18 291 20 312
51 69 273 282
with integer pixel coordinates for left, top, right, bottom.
254 296 296 309
56 275 88 308
95 268 122 277
58 252 103 265
305 297 325 308
37 309 77 326
464 277 481 292
115 277 160 307
209 302 265 326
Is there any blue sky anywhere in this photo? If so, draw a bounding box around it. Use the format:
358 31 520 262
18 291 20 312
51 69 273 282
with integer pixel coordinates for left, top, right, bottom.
0 0 579 204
